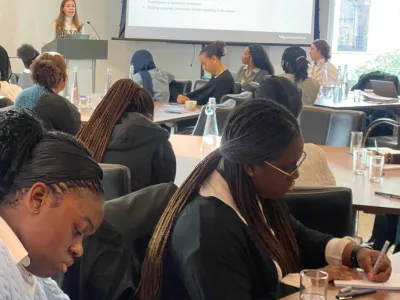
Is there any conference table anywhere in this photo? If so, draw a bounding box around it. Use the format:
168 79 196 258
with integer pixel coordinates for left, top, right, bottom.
170 135 400 215
314 93 400 111
80 102 201 131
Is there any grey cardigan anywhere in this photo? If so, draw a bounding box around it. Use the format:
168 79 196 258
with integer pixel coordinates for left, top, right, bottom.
235 65 271 91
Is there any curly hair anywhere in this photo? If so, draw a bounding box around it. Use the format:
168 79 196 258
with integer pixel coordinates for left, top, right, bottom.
312 39 332 61
31 53 67 90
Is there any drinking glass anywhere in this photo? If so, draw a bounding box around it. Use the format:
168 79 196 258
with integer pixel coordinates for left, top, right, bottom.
350 131 363 152
353 148 368 175
369 155 384 183
354 89 362 102
300 270 328 300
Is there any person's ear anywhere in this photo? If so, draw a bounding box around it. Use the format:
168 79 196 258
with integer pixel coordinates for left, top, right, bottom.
25 182 53 215
244 165 255 177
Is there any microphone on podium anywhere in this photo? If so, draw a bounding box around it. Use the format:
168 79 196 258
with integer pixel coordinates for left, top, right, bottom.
86 21 101 40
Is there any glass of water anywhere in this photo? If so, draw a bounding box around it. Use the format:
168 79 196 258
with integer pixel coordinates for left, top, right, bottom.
369 155 385 183
350 131 363 152
353 148 368 175
300 270 328 300
354 89 362 102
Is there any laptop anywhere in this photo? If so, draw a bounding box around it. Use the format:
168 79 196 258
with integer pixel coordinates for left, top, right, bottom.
370 80 399 98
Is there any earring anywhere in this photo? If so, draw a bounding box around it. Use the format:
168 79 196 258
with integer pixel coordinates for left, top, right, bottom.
34 207 38 212
249 173 254 176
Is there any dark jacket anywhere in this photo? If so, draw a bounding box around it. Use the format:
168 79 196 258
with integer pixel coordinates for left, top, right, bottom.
186 70 235 105
352 71 400 94
102 112 176 192
32 93 82 135
62 183 178 300
162 195 332 300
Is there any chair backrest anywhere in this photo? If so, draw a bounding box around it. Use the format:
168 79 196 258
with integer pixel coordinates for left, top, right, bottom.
62 183 178 300
221 91 252 107
194 79 209 91
100 164 132 201
192 99 236 136
10 73 20 85
169 80 192 102
299 105 366 146
284 187 356 237
234 82 242 94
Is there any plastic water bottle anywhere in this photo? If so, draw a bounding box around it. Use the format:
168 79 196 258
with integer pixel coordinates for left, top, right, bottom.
201 98 220 159
333 66 343 102
342 64 349 98
129 65 134 80
69 66 80 106
105 68 112 93
320 63 332 99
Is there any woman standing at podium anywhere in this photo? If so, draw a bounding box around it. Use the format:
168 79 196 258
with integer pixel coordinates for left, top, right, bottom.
53 0 84 38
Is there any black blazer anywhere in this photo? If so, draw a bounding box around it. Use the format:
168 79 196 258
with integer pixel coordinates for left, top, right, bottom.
161 195 333 300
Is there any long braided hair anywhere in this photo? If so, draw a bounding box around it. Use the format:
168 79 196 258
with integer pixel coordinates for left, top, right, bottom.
139 99 301 300
76 79 154 162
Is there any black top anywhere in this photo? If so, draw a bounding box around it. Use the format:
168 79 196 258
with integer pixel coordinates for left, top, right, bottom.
161 195 333 300
102 112 176 192
186 70 235 105
32 93 82 135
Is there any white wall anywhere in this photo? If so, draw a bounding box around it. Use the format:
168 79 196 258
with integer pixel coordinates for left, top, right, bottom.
0 0 331 92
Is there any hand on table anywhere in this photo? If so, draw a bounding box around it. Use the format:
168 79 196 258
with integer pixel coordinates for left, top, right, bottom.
177 95 190 104
357 248 392 282
320 265 362 282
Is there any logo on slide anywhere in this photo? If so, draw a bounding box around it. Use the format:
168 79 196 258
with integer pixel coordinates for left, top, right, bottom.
278 35 307 41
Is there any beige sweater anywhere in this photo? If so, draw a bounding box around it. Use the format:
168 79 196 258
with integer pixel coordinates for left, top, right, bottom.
0 82 22 102
296 143 336 187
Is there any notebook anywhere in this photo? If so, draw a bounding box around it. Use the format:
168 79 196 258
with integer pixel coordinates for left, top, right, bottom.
335 273 400 291
362 92 399 103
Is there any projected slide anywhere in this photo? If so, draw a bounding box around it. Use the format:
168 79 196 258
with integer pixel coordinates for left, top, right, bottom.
126 0 315 44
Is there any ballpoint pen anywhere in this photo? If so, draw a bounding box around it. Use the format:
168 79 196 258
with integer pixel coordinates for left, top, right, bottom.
336 289 377 299
375 191 400 199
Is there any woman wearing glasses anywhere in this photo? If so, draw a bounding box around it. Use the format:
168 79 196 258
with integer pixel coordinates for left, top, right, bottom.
138 100 391 300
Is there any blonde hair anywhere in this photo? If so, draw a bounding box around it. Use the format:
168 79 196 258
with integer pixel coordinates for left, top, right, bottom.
54 0 82 36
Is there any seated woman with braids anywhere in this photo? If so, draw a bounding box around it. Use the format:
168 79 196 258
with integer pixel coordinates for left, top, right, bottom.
0 110 104 299
138 100 391 300
77 79 176 192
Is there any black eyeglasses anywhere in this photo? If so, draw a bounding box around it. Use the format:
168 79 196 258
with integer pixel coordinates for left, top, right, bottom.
264 151 307 177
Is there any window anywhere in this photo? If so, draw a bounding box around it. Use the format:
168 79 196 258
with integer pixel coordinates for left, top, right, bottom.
337 0 371 52
331 0 400 80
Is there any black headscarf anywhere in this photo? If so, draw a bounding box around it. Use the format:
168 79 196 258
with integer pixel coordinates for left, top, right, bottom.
0 46 12 82
131 50 156 96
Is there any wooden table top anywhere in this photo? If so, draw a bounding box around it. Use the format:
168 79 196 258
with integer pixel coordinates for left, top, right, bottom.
281 285 398 300
81 102 201 124
170 135 400 215
314 94 400 110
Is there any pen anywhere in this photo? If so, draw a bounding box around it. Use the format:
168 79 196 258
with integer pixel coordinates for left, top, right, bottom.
375 191 400 199
373 240 390 270
336 289 377 299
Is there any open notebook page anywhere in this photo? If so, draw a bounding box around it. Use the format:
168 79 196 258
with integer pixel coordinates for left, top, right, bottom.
335 273 400 291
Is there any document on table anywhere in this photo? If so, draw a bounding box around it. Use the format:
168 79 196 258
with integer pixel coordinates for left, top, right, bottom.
335 273 400 291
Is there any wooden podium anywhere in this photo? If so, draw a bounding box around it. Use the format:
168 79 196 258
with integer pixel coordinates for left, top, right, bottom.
42 39 108 93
